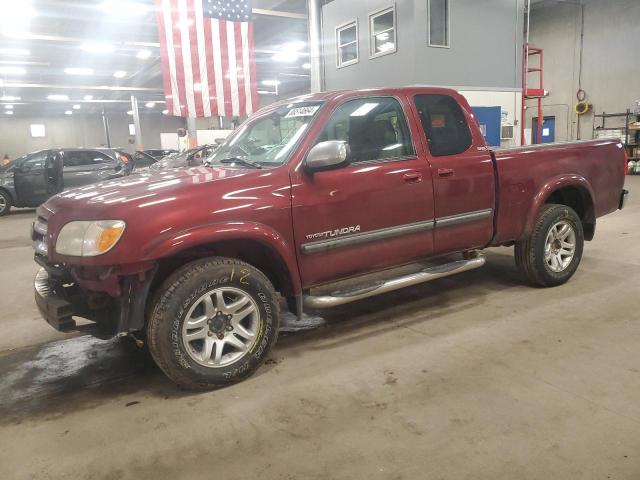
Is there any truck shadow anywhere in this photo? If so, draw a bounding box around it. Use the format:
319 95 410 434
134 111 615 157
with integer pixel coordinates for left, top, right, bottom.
0 248 623 424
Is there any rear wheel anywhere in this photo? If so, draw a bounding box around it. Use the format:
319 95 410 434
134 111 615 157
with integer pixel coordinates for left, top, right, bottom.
0 190 12 216
146 257 280 389
515 204 584 287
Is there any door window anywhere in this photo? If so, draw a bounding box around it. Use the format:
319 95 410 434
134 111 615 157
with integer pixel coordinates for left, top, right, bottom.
316 97 415 163
414 94 472 156
64 151 112 167
18 152 48 172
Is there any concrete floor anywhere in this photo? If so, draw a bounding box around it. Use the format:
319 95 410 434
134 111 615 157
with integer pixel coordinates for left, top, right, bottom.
0 177 638 480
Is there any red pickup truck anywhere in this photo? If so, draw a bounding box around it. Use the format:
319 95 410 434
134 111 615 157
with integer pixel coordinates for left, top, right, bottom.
32 87 628 389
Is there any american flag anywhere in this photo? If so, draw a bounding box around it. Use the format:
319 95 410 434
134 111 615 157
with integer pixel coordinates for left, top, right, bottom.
155 0 258 118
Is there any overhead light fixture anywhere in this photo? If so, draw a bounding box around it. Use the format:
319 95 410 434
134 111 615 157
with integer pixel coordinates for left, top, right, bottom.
0 66 26 75
64 110 73 115
48 94 70 101
145 102 155 108
0 48 30 56
81 43 115 54
0 95 20 101
273 51 298 63
73 104 81 110
302 62 311 70
257 90 273 95
5 110 13 115
283 41 306 51
113 70 127 78
261 79 280 87
4 104 13 109
162 109 169 114
0 1 36 37
83 95 94 101
99 1 150 16
127 110 133 115
64 67 94 75
136 49 152 59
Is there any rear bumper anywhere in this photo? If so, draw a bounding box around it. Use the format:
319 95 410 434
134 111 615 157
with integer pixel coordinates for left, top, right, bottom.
620 189 629 210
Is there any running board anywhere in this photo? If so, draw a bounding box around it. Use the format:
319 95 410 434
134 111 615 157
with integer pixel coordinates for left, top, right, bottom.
303 254 486 309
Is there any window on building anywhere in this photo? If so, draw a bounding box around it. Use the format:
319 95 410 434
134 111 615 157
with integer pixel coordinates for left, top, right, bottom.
336 21 358 67
428 0 449 47
316 97 415 163
369 6 396 57
30 124 46 138
414 94 472 156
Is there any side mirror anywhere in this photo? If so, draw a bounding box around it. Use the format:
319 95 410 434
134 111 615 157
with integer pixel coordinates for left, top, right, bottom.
305 140 349 172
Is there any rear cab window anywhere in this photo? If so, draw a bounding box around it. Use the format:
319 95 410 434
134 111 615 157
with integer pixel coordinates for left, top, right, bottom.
413 94 472 156
316 96 415 163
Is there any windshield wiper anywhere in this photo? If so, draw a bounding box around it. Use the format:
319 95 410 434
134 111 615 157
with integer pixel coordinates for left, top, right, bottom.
218 157 263 169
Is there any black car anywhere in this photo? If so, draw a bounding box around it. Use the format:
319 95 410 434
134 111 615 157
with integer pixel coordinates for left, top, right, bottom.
132 145 217 173
0 148 131 216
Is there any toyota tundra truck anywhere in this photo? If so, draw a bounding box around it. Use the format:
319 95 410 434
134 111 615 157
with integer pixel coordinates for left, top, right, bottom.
32 87 629 389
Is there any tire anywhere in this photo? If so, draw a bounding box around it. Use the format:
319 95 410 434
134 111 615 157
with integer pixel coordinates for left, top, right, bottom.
515 204 584 287
146 257 280 390
0 190 12 216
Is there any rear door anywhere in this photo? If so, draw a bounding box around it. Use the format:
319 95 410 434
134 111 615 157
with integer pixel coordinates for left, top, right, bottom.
410 93 496 255
62 150 123 189
291 95 435 287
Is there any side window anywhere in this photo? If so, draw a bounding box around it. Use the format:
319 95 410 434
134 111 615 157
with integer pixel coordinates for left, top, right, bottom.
317 97 415 163
87 152 114 164
64 151 112 167
370 6 396 57
336 21 358 68
19 152 48 172
414 94 472 156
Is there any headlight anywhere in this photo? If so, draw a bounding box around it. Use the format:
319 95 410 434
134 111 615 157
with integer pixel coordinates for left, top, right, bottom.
56 220 126 256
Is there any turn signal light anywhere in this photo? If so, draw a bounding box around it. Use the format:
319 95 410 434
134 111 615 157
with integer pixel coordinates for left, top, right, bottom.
97 225 125 253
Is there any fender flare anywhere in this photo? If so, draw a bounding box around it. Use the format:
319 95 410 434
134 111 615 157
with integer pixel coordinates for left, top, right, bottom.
523 174 595 238
142 220 302 293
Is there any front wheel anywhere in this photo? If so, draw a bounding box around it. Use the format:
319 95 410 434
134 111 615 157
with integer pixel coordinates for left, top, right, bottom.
146 257 280 389
0 190 12 216
515 204 584 287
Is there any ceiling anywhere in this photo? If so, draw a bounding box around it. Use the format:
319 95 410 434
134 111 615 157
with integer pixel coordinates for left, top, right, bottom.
0 0 310 117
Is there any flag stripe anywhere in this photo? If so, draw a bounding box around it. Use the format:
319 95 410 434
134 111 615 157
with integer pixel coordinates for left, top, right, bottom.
155 1 257 118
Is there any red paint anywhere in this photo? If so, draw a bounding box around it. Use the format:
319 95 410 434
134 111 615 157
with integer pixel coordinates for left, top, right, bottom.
37 87 627 297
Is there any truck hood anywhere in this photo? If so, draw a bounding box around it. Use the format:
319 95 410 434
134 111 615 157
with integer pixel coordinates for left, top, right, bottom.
45 165 255 215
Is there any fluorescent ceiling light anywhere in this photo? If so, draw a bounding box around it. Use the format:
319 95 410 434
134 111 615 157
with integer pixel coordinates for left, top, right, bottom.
162 109 169 114
257 90 274 95
302 63 311 70
5 110 13 115
4 104 13 109
99 1 149 16
350 102 379 117
83 95 94 101
1 95 20 101
81 43 115 54
73 104 81 110
64 67 94 75
272 51 298 63
0 48 30 56
113 70 127 78
283 41 306 51
145 102 155 108
48 94 69 101
64 110 73 115
0 66 26 75
261 79 280 87
0 2 36 37
136 49 152 59
127 110 133 115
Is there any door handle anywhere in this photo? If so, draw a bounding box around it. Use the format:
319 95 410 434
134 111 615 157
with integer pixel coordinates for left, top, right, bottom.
402 172 422 183
437 168 455 178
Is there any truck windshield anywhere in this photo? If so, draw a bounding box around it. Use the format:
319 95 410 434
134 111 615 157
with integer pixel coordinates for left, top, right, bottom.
204 102 324 168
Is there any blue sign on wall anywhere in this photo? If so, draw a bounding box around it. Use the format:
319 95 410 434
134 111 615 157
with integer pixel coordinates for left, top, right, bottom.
471 106 502 146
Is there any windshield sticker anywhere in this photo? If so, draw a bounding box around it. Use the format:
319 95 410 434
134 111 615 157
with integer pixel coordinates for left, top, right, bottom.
285 106 320 118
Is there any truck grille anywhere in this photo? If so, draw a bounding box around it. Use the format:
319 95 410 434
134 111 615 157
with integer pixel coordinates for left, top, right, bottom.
32 216 48 257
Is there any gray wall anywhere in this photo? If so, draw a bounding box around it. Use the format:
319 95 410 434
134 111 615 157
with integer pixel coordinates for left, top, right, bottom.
526 0 640 141
321 0 524 91
0 112 186 159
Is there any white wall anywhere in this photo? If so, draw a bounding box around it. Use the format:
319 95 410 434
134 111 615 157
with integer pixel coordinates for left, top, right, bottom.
459 89 522 147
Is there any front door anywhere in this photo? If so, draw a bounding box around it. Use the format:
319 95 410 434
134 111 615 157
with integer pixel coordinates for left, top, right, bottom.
13 150 59 207
62 150 122 189
411 93 496 255
291 95 435 287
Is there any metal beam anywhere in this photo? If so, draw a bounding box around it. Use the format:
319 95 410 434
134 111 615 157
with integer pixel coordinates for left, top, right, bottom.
3 82 162 92
252 8 306 19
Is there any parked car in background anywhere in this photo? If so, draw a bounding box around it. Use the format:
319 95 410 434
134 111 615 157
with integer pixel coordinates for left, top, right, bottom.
131 151 159 172
32 87 627 388
134 144 216 173
143 149 178 159
0 147 131 216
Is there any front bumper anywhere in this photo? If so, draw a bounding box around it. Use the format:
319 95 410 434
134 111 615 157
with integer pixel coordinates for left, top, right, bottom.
34 267 75 331
620 189 629 210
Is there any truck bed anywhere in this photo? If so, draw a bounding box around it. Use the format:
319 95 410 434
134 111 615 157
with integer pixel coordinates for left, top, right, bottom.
491 138 626 244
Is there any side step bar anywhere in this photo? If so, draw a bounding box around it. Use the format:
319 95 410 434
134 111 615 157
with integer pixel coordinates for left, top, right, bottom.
303 254 486 309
